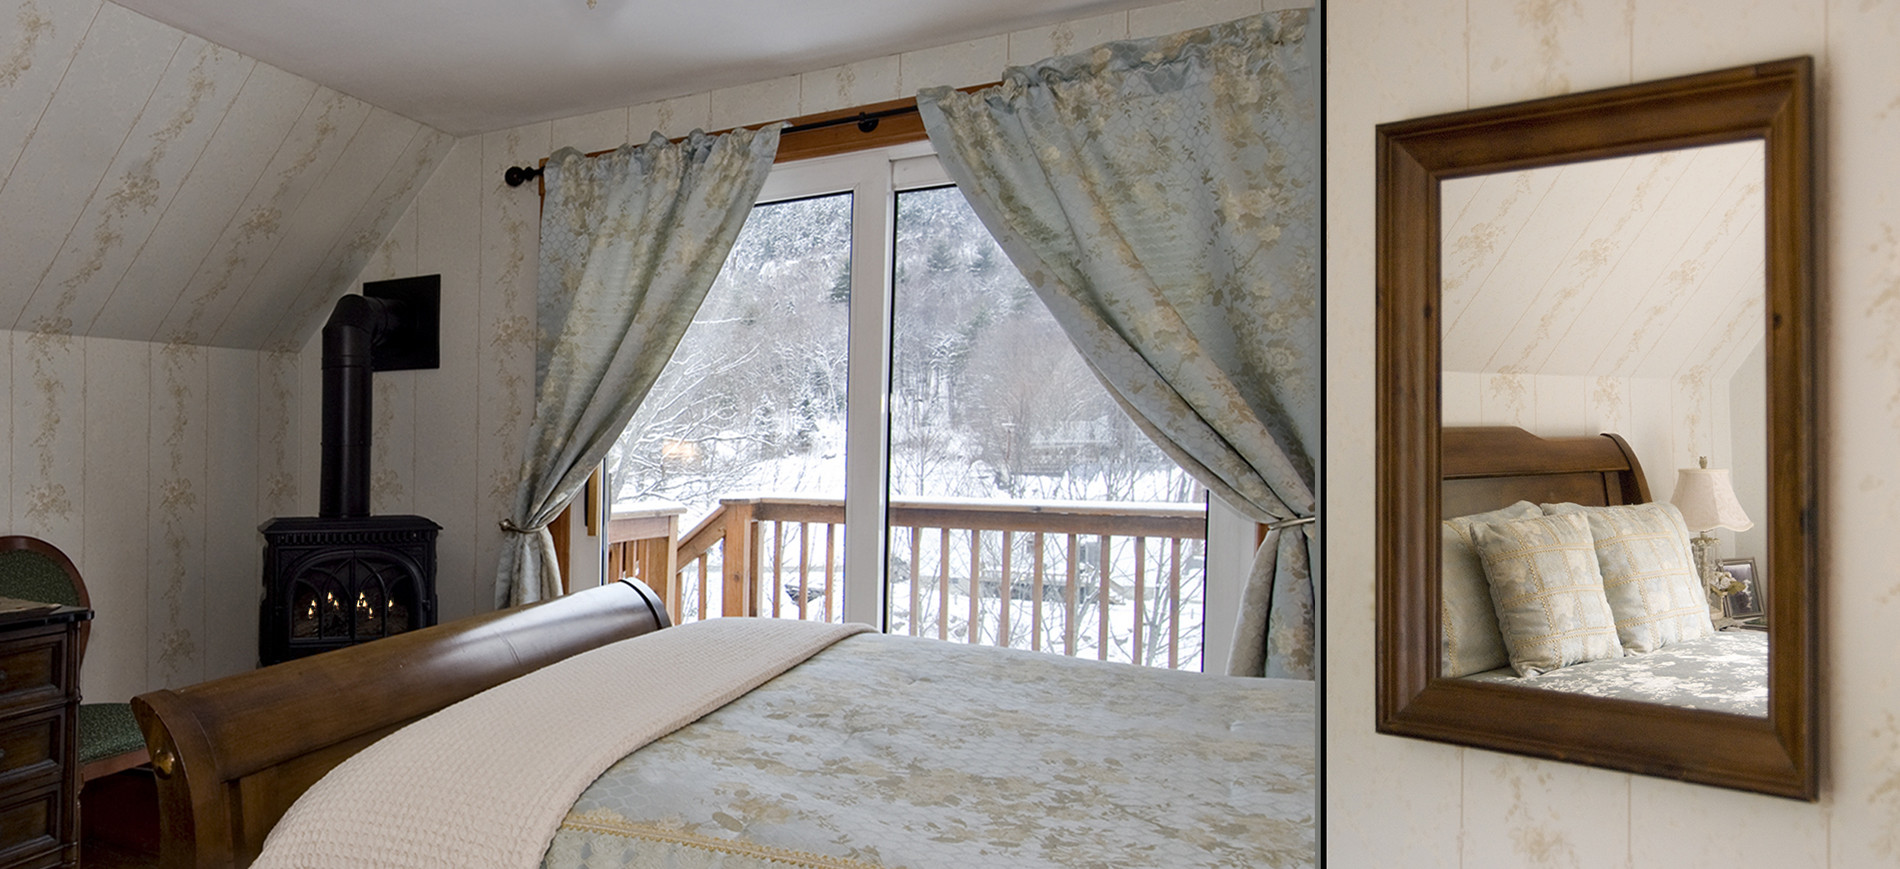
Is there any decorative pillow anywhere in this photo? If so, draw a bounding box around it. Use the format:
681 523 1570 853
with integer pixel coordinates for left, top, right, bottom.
1542 502 1715 653
1468 513 1624 677
1440 501 1541 677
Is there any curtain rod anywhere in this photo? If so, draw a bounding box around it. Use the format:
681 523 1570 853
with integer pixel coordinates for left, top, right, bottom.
503 104 923 187
781 104 918 135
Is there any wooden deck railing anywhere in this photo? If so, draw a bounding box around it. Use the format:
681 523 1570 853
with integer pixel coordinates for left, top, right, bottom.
602 502 685 594
608 496 1208 670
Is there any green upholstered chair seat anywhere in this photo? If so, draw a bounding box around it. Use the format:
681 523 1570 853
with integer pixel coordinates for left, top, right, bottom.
77 703 144 767
1 538 147 777
0 550 81 608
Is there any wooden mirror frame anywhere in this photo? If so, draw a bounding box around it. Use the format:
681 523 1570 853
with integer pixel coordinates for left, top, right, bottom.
1374 58 1817 799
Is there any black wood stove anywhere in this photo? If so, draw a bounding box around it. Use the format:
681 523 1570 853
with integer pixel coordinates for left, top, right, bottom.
259 515 438 663
260 276 442 666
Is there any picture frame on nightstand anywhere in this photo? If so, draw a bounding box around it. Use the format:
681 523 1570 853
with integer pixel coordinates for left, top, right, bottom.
1721 558 1763 620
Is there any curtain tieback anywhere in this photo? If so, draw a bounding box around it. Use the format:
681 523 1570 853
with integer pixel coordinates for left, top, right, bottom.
498 519 546 534
1265 515 1316 532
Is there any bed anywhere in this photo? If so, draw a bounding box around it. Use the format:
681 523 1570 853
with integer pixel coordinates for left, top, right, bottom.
1439 426 1767 717
131 580 1314 868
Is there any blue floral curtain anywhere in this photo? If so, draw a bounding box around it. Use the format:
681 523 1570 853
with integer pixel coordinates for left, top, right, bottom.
497 128 779 607
917 12 1318 677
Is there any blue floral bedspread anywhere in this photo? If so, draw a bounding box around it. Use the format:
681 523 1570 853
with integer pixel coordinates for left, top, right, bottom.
540 632 1314 868
1462 629 1767 716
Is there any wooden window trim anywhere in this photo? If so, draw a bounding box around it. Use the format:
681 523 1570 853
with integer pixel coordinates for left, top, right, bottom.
526 83 998 197
548 467 602 594
548 505 572 592
759 92 959 163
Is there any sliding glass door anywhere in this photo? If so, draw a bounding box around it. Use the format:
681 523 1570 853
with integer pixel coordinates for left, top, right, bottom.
886 186 1208 669
604 144 1217 670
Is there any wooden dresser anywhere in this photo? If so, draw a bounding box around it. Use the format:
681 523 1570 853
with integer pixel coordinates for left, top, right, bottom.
0 600 88 869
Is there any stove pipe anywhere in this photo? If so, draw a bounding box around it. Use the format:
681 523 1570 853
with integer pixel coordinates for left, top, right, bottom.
319 295 399 519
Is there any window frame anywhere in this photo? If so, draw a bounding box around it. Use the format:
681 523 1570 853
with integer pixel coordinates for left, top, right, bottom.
582 136 1249 668
753 142 1246 663
749 141 943 629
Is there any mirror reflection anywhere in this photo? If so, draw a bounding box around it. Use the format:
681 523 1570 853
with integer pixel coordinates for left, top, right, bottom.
1436 141 1768 717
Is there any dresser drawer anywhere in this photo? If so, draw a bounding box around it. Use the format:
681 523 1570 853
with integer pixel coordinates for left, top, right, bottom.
0 634 63 713
0 713 59 789
0 785 58 867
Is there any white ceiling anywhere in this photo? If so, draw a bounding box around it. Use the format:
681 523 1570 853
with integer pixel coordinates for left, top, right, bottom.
110 0 1155 136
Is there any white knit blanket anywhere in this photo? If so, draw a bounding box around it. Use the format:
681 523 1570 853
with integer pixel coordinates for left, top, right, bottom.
252 617 870 869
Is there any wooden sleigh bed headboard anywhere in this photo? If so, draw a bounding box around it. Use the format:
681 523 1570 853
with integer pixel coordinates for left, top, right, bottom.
1440 426 1652 517
131 580 670 869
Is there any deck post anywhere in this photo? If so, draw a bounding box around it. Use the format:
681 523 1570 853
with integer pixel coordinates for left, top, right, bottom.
722 500 756 617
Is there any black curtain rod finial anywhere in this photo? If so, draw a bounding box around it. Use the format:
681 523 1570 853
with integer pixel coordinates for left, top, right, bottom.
504 165 544 188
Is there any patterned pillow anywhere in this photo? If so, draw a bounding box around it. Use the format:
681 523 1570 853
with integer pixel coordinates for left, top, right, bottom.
1440 501 1541 677
1542 502 1715 653
1468 513 1624 677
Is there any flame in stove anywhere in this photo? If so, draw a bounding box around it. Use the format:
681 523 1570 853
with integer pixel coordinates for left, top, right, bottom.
300 590 382 623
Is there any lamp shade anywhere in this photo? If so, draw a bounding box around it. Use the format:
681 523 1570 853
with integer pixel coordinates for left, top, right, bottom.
1670 466 1754 533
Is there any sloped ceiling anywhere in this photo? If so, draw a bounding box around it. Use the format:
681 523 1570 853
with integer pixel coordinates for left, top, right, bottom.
0 0 453 351
110 0 1159 136
1440 140 1764 383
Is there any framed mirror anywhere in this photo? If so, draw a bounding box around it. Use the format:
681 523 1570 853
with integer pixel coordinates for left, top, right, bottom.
1374 59 1816 799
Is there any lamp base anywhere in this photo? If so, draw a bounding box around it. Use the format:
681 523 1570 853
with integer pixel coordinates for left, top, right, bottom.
1689 531 1725 618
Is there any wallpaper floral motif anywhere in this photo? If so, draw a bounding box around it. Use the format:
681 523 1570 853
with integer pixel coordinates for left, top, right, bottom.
484 129 534 509
265 123 456 351
0 1 53 90
167 91 359 345
31 40 242 339
1440 144 1763 383
21 330 75 533
1871 223 1900 420
259 351 300 516
151 341 202 685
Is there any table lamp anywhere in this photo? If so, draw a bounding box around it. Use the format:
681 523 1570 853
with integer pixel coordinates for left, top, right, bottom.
1669 457 1754 615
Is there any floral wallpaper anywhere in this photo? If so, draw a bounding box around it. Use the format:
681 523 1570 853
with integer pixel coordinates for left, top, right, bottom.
0 0 452 350
0 0 446 700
